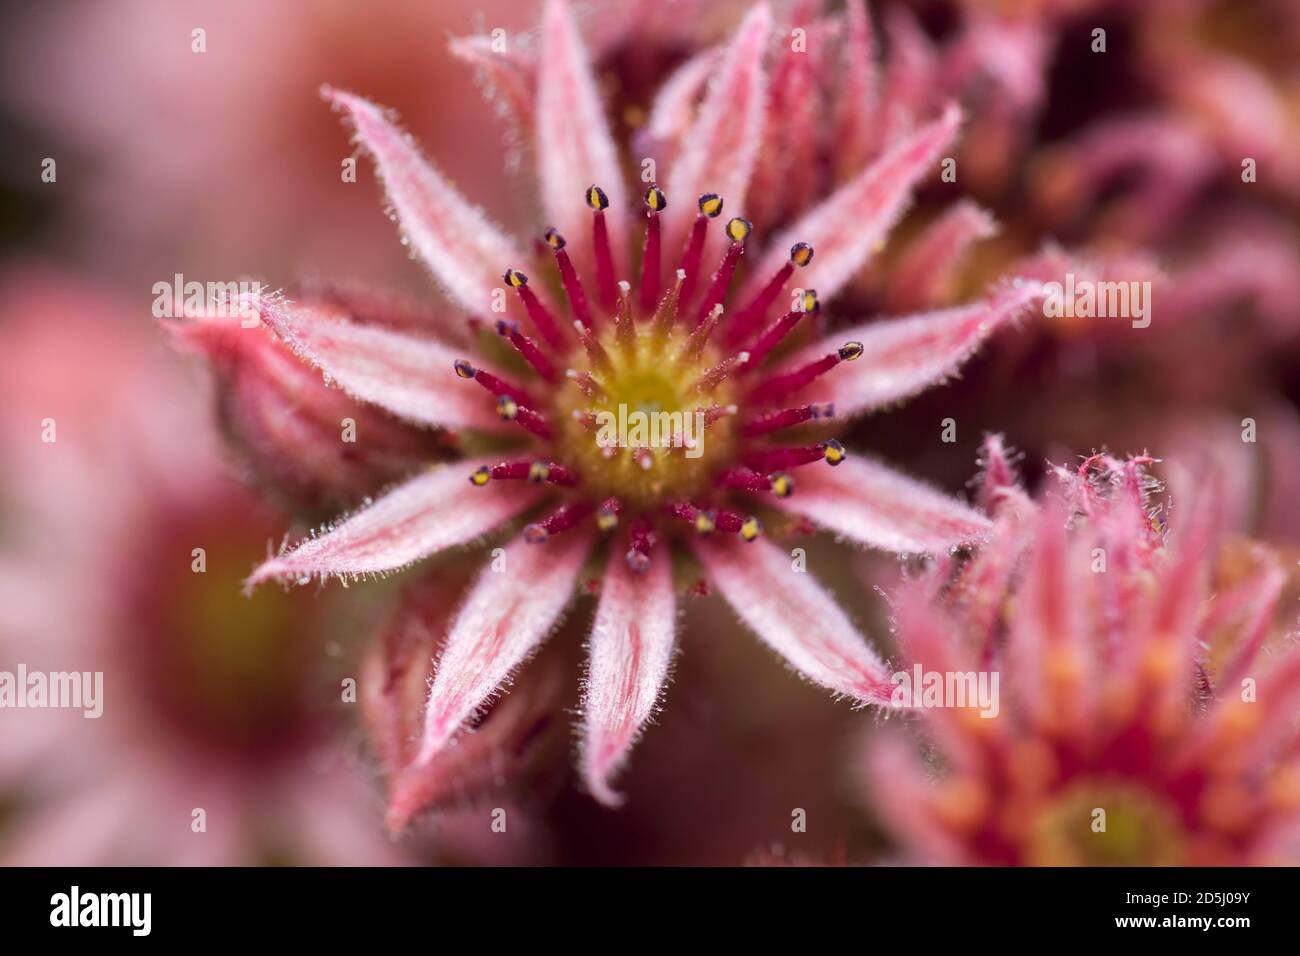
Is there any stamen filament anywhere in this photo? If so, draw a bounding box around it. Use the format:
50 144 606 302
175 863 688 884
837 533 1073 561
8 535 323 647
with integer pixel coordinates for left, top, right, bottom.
524 499 596 543
694 217 751 325
740 402 834 437
505 269 567 350
728 242 813 343
496 320 559 382
695 352 749 392
545 229 596 330
746 341 863 405
453 359 539 409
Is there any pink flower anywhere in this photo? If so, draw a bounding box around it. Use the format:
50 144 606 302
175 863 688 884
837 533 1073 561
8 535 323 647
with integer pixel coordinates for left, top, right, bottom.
867 440 1300 865
0 269 416 865
189 0 1044 824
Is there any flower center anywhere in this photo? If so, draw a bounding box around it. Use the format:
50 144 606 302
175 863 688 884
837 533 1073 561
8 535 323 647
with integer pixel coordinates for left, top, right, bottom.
552 318 738 509
1025 780 1186 866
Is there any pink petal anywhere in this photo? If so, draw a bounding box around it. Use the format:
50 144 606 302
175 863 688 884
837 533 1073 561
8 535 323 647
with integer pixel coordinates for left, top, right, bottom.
832 0 878 182
640 46 719 154
251 292 503 431
741 103 961 304
413 530 592 766
782 280 1043 418
322 87 530 317
664 4 772 263
246 458 540 587
773 455 991 554
693 536 894 704
580 549 677 806
884 199 998 311
447 35 536 133
536 0 629 275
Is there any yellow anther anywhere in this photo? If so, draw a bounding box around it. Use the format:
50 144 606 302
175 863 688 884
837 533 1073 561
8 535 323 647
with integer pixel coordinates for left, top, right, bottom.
838 341 864 362
496 395 519 420
524 523 549 544
504 269 528 289
740 516 761 541
770 472 795 498
544 228 566 250
790 242 814 267
644 184 667 212
528 460 551 484
698 193 723 218
469 466 491 486
694 510 717 535
725 217 753 243
596 507 620 532
800 288 819 313
586 185 609 210
453 358 476 379
823 439 847 467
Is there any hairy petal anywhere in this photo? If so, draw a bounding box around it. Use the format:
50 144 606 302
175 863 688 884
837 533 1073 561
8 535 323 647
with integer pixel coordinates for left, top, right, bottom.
251 292 502 431
884 200 998 311
694 536 894 704
413 531 592 767
536 0 629 274
448 34 535 133
742 103 961 304
774 455 991 554
639 46 719 155
786 280 1044 418
664 4 772 262
833 0 878 182
246 459 539 587
580 550 677 807
323 87 530 318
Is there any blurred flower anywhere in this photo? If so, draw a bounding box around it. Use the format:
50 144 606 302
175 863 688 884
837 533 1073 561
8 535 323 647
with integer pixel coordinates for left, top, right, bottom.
867 440 1300 865
0 268 406 865
178 0 1044 827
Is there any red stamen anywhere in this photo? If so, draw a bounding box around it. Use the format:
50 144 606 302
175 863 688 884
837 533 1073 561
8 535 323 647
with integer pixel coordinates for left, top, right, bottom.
454 359 538 409
505 270 567 351
652 269 686 338
639 211 662 314
740 402 834 438
677 303 724 364
486 459 578 486
546 230 595 330
728 242 813 344
677 216 710 309
565 368 607 400
614 280 635 349
573 320 613 373
715 467 773 494
695 352 749 392
625 517 656 573
591 210 618 313
738 308 804 370
746 341 862 405
596 497 622 532
743 444 828 472
496 320 558 382
512 404 553 440
691 225 754 327
702 403 739 427
524 500 596 543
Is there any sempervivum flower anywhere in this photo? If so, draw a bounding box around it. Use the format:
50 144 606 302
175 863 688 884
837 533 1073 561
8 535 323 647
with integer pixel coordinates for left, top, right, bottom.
867 441 1300 865
211 0 1044 820
0 270 406 866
